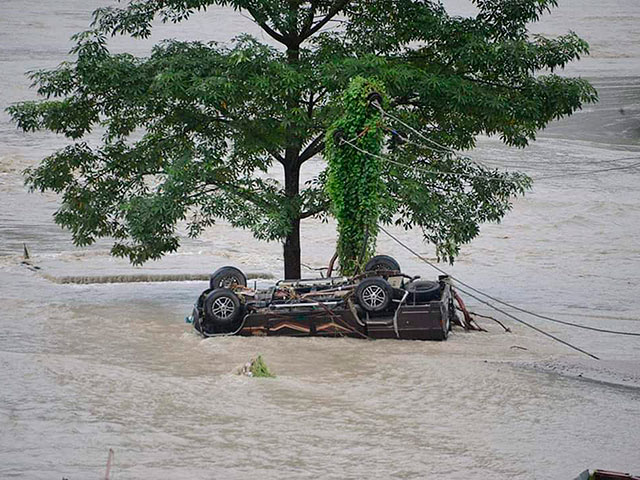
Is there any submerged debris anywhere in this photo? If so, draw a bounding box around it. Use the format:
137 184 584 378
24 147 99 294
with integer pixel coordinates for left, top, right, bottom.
238 355 275 378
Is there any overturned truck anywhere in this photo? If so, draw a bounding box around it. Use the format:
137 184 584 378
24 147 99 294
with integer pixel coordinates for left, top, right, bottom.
186 81 455 341
188 255 455 341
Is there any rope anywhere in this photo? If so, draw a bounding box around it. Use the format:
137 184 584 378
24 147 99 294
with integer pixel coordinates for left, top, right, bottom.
379 226 640 337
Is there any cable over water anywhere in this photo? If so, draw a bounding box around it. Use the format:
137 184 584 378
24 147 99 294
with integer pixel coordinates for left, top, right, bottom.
378 226 640 338
365 102 640 181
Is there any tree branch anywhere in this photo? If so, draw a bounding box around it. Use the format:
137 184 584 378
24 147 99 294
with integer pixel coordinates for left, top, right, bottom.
245 7 288 45
300 202 330 219
267 148 285 164
460 75 524 91
195 180 276 211
299 133 325 163
300 0 320 37
301 0 350 40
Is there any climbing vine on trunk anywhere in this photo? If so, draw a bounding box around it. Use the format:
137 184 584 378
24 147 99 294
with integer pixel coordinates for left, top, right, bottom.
325 77 386 276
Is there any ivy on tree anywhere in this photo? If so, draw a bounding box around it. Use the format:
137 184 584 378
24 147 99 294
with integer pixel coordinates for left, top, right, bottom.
8 0 597 278
325 77 386 276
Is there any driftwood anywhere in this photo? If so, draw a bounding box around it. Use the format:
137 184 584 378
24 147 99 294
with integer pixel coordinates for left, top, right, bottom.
453 289 487 331
452 288 514 333
104 449 114 480
466 309 512 333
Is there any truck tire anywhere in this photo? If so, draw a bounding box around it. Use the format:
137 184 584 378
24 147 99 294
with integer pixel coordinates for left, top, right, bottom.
192 306 202 333
204 288 242 325
364 255 401 273
209 266 247 290
405 280 441 303
356 277 393 312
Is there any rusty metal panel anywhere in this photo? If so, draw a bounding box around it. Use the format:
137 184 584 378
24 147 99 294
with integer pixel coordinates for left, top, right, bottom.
396 303 445 340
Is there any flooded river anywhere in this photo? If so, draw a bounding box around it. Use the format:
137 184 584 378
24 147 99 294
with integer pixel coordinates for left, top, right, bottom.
1 1 639 479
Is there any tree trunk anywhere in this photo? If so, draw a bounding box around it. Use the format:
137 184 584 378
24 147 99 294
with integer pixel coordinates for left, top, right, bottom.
282 44 303 280
283 161 301 279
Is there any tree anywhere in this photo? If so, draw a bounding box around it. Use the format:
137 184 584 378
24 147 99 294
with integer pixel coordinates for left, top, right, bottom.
8 0 596 279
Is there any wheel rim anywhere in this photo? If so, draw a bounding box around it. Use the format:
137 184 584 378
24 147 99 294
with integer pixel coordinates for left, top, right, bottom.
362 285 386 308
212 297 236 319
219 275 239 288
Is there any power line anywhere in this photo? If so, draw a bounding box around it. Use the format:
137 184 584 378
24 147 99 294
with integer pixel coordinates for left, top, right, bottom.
386 127 446 155
369 102 640 181
479 154 640 170
342 138 519 182
343 136 640 183
454 285 600 360
378 226 600 359
532 161 640 180
341 102 640 352
379 225 640 337
378 226 640 355
373 102 454 155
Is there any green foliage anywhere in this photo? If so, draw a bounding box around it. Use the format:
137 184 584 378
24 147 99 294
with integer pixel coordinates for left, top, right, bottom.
7 0 597 271
379 151 532 262
325 77 385 275
250 355 275 378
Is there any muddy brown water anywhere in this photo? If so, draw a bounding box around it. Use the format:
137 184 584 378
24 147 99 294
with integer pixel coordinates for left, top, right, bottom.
1 1 640 479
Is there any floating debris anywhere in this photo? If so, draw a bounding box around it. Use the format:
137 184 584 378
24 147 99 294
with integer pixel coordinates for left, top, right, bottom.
238 355 275 378
104 448 114 480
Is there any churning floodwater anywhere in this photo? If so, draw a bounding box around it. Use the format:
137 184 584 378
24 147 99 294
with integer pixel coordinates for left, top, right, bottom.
1 1 640 479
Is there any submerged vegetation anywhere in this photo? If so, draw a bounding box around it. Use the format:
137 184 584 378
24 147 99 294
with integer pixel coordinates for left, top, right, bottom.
239 355 276 378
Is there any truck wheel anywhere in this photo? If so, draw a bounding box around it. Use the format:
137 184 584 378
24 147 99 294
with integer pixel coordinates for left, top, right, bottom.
210 266 247 290
405 280 441 303
204 289 242 325
192 307 202 333
364 255 401 273
356 277 393 312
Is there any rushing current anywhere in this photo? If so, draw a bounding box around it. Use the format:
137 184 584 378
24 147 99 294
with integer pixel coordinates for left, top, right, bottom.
1 1 639 479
